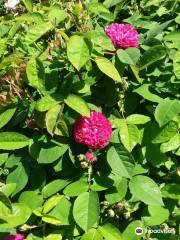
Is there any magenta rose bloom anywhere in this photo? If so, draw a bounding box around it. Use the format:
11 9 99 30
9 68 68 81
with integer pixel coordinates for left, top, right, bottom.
5 234 24 240
73 111 112 149
105 23 139 49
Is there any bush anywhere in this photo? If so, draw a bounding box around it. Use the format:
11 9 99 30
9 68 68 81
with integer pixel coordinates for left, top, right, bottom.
0 0 179 239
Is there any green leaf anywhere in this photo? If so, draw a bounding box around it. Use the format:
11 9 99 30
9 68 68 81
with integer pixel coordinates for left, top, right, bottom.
0 153 8 166
42 216 61 225
17 12 43 24
107 145 135 178
48 6 67 25
146 20 172 39
26 57 45 92
81 228 103 240
64 94 90 116
19 191 43 210
6 162 29 196
134 84 163 103
25 22 53 45
132 164 148 176
0 38 7 56
103 0 120 8
145 143 168 166
142 205 169 226
0 132 30 150
161 184 180 200
122 220 144 240
67 35 92 71
45 105 61 136
152 121 177 144
0 53 23 70
0 203 31 228
129 175 163 206
45 233 62 240
45 105 68 137
86 30 115 51
99 12 114 21
117 48 140 65
0 192 12 210
91 175 113 192
48 196 72 225
0 25 10 38
164 31 180 49
43 195 61 213
38 144 68 164
126 114 151 125
73 191 100 232
105 178 127 204
173 51 180 79
98 223 122 240
95 57 122 82
0 107 16 129
155 99 180 127
175 15 180 24
0 183 16 197
64 178 88 197
35 96 59 112
5 153 21 168
118 120 140 152
21 0 33 12
42 179 70 198
8 22 21 38
140 45 166 70
160 134 180 153
88 3 109 14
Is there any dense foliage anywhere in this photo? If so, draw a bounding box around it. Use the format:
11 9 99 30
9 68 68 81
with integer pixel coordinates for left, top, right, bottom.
0 0 180 239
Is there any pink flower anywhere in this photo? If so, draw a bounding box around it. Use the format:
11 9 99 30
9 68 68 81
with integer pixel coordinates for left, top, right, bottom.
105 23 139 49
85 151 95 161
4 0 20 10
73 111 112 149
5 233 24 240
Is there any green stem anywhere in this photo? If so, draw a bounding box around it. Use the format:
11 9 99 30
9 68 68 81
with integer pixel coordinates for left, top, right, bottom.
87 163 93 191
42 223 46 239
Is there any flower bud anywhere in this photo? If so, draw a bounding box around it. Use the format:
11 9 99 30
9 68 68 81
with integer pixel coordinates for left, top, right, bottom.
3 169 9 176
78 154 85 161
102 201 109 206
177 167 180 176
107 209 115 218
26 119 36 129
116 202 124 209
124 211 131 219
85 151 95 161
80 161 88 169
124 202 130 209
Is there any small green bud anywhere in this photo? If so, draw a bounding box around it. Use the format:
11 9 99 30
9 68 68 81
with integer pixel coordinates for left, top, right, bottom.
3 169 9 175
80 161 88 169
116 202 124 209
124 202 130 209
78 154 85 161
124 211 131 219
177 167 180 176
102 201 109 206
108 209 115 218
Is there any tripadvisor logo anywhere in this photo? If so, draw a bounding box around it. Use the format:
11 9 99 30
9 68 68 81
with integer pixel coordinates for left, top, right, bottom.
135 227 143 235
135 226 175 235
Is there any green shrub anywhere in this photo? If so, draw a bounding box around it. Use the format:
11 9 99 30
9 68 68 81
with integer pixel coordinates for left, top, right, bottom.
0 0 179 239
